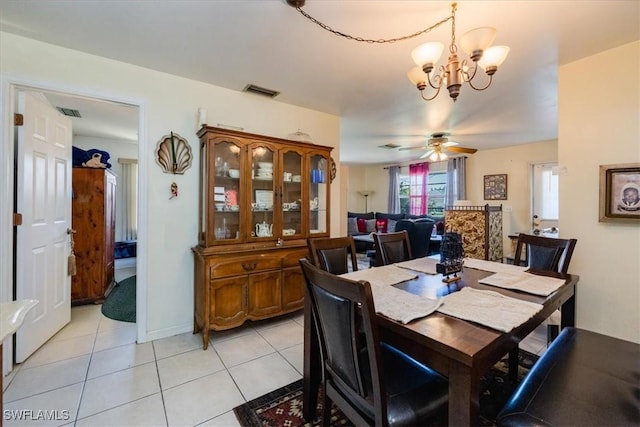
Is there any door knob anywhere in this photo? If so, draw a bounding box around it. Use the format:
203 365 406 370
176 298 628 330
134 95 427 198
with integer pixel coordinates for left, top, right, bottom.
67 228 76 234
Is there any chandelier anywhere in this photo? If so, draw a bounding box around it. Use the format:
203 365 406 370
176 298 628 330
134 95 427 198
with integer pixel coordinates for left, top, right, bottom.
286 1 509 102
407 3 509 102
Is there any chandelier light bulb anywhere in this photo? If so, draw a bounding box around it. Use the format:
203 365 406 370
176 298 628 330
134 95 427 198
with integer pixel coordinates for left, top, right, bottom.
478 46 510 74
407 66 428 88
411 42 444 72
460 27 497 61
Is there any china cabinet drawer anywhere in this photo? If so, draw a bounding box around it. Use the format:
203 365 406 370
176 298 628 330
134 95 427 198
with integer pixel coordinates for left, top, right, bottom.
210 256 281 278
282 248 309 267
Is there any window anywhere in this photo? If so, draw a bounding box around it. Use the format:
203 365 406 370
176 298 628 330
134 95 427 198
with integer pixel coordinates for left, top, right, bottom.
399 171 447 216
427 172 446 216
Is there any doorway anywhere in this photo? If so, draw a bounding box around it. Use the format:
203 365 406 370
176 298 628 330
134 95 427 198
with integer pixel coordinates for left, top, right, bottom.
531 162 560 233
2 81 145 374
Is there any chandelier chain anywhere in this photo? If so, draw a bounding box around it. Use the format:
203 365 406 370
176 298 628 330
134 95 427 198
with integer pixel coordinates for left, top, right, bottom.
450 2 457 53
293 6 453 44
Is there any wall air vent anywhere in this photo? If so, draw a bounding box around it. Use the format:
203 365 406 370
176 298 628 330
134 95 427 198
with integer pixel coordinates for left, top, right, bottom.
56 107 82 117
243 84 280 98
378 143 401 149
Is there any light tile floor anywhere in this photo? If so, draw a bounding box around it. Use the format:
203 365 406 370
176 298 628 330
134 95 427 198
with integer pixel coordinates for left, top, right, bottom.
3 301 549 427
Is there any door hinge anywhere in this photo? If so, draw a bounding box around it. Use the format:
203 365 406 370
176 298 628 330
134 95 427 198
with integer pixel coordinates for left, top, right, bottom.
13 213 23 226
14 113 24 126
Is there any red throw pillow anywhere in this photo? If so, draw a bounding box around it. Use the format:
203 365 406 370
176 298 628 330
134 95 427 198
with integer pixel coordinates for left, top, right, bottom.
357 218 367 233
376 218 388 233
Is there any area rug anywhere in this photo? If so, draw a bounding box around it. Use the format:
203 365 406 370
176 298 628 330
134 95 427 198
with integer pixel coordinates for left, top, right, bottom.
233 349 538 427
101 275 136 322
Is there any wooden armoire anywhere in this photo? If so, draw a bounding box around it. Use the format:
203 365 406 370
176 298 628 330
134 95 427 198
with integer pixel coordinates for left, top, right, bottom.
71 167 116 305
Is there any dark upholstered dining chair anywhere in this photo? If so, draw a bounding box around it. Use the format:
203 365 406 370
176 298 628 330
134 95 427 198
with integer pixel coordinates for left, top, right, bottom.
307 236 359 275
512 233 577 274
299 258 448 426
373 230 412 266
513 233 578 343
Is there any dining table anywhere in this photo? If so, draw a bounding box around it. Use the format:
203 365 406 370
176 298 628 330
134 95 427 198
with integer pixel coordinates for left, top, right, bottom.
302 257 579 426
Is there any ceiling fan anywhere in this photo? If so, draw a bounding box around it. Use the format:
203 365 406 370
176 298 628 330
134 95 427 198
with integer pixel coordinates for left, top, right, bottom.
399 132 478 160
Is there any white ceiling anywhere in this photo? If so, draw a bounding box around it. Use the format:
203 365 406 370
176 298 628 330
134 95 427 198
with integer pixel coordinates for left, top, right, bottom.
1 0 638 163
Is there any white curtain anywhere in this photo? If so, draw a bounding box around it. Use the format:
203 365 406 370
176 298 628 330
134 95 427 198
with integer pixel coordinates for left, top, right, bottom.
445 157 466 207
118 158 138 241
387 166 401 213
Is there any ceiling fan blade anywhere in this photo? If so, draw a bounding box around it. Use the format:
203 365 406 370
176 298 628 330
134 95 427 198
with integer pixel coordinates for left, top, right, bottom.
446 146 478 154
399 146 428 151
419 149 435 159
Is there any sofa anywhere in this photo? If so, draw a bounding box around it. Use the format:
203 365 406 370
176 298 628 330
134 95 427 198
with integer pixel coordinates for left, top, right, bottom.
347 211 444 254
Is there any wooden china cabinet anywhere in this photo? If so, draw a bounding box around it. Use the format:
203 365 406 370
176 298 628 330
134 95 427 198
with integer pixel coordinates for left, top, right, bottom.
192 126 332 349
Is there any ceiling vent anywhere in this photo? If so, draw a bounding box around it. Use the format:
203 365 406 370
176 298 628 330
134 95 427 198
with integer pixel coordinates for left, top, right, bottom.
378 143 401 149
243 84 280 98
56 107 82 118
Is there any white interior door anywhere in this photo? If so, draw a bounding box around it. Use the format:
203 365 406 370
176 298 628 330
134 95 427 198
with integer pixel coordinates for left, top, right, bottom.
15 91 72 362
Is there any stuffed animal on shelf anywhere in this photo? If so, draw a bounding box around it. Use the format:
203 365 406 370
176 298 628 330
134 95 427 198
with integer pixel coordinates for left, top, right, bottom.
72 146 112 168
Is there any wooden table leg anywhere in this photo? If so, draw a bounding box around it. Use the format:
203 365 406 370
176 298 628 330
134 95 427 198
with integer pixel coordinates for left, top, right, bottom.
561 291 576 329
448 362 479 426
303 296 321 421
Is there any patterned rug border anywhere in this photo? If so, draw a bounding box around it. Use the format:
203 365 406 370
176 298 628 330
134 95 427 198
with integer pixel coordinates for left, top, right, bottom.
233 350 539 427
234 380 306 426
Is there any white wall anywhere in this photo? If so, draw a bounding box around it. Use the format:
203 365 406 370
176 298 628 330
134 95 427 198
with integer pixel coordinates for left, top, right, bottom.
466 140 558 252
1 32 341 343
559 41 640 343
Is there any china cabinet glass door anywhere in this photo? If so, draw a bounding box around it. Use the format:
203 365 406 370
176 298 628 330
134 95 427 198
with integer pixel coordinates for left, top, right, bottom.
211 140 241 243
250 144 276 240
308 153 329 235
280 149 303 238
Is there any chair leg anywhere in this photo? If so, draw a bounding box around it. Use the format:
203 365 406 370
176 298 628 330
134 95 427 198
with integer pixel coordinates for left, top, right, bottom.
508 347 519 381
547 324 560 344
322 384 331 427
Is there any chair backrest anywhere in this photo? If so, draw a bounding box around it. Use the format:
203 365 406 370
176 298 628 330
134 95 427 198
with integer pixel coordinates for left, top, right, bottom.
394 219 435 258
373 230 412 266
513 233 577 273
299 258 387 424
307 236 359 274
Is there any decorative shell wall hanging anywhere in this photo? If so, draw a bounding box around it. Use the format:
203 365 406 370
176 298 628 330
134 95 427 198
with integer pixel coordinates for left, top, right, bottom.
155 132 193 174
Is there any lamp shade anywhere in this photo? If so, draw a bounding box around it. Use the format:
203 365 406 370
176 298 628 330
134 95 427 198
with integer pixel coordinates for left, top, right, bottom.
460 27 496 55
407 66 428 86
411 42 444 67
478 45 510 69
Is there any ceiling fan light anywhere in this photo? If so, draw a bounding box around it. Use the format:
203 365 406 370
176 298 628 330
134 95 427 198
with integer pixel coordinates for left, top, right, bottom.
411 42 444 69
478 45 510 71
460 27 496 58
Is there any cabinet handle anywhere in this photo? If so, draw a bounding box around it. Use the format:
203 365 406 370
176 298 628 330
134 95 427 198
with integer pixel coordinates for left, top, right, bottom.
242 262 257 271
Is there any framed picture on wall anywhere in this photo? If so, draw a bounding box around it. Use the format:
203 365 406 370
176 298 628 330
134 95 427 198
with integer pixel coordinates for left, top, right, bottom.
599 163 640 223
484 174 508 200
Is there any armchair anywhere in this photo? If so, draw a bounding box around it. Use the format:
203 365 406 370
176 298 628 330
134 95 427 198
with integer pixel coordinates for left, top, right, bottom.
394 219 435 259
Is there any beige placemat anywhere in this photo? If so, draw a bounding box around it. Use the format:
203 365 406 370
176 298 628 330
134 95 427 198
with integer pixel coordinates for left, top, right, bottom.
340 265 418 287
436 287 543 332
395 257 439 275
463 258 528 274
478 272 566 296
371 286 442 324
